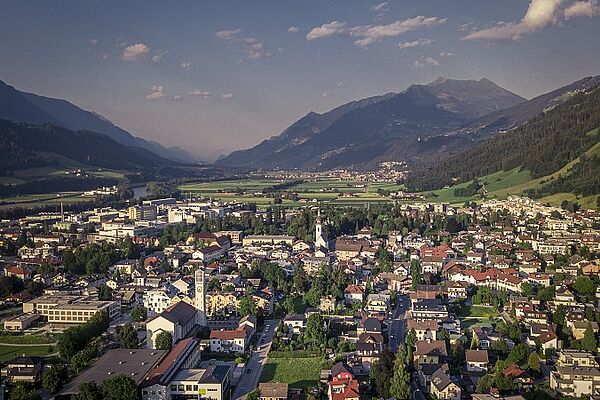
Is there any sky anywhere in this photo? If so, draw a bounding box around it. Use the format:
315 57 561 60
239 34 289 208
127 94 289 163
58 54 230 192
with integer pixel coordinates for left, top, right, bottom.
1 0 599 161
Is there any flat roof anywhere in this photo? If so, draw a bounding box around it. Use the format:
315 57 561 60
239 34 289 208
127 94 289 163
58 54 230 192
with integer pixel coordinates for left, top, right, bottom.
60 348 167 395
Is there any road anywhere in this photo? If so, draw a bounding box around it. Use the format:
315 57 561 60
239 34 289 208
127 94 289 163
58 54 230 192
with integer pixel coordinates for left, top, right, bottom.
232 319 279 400
388 294 409 353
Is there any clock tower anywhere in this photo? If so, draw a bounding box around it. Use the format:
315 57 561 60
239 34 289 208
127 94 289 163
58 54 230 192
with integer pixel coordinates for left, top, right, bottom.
194 268 207 326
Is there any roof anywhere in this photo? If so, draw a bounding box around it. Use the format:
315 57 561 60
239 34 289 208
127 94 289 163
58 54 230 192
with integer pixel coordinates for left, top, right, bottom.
143 337 199 385
259 382 289 398
466 349 489 363
210 328 248 340
161 301 197 326
60 348 167 395
415 340 447 357
331 362 353 378
430 368 455 392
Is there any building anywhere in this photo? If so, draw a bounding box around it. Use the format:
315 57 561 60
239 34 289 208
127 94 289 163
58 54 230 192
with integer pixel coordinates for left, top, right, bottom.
259 382 289 400
242 235 295 247
558 350 600 368
411 299 449 320
3 313 40 332
60 348 168 397
283 314 307 334
146 301 198 349
466 350 489 372
430 368 461 400
550 365 600 397
23 294 120 324
129 205 158 221
0 356 42 382
209 328 250 353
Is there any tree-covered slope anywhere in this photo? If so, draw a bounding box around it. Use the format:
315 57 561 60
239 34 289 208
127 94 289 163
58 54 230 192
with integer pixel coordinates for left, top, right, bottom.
406 84 600 193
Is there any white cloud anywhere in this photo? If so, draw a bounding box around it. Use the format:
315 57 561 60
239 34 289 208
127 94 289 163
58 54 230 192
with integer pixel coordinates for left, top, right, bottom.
397 38 434 49
181 61 192 70
439 51 454 57
190 89 211 98
288 26 300 33
146 85 166 100
371 2 389 12
89 38 98 45
413 56 441 68
221 93 233 99
171 95 183 101
216 29 242 40
307 16 446 48
151 50 166 64
216 29 270 59
123 43 150 61
564 0 600 18
462 0 598 41
306 21 348 40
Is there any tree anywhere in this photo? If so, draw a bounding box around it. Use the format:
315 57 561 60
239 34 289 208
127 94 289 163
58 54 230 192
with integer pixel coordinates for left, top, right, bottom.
405 328 417 348
507 344 530 365
101 374 140 400
42 364 68 394
154 331 173 351
8 383 41 400
130 304 147 322
573 276 595 300
304 314 326 350
475 374 495 394
582 322 598 353
247 389 260 400
411 260 420 289
527 352 541 375
370 350 395 398
239 296 257 317
72 382 102 400
521 281 533 296
118 324 138 349
389 347 410 400
98 285 113 301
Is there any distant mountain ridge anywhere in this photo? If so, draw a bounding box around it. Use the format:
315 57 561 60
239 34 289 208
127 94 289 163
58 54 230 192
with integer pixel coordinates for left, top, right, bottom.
0 80 195 163
218 77 526 170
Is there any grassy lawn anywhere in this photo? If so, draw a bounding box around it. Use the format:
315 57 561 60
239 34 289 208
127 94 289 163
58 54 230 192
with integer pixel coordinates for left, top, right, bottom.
0 333 56 345
0 344 55 362
260 356 325 389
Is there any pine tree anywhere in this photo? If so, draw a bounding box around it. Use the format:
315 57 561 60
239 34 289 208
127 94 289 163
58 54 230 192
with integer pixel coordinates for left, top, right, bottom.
582 322 598 353
389 346 411 400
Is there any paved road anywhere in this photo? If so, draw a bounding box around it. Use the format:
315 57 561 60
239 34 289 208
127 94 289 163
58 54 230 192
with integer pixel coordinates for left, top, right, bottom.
388 294 409 353
232 319 280 400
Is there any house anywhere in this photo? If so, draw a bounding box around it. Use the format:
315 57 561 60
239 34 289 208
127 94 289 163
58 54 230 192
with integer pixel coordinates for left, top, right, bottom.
330 362 354 381
146 301 198 349
284 314 307 334
465 349 489 372
407 319 438 341
550 365 600 397
0 356 42 382
259 382 289 400
558 349 600 368
365 294 390 316
430 368 461 400
411 299 449 320
503 364 533 386
571 321 599 340
5 265 33 280
415 340 447 366
527 323 558 351
344 285 364 304
319 296 338 313
209 327 250 353
328 377 360 400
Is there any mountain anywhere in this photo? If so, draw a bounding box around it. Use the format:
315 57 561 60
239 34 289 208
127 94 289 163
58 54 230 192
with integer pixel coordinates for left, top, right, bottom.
0 119 167 171
405 82 600 201
460 75 600 135
0 80 195 162
218 77 525 170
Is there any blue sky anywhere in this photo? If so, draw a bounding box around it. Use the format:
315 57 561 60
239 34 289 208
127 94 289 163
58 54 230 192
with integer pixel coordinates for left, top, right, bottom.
1 0 599 160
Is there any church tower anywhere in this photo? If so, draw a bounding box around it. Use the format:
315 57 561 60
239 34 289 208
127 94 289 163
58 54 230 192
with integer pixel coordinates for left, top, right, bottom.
315 209 329 251
194 267 207 326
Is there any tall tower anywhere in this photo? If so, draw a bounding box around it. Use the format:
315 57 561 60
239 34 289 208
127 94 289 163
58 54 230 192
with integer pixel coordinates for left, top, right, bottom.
315 209 328 251
194 268 207 326
315 209 323 243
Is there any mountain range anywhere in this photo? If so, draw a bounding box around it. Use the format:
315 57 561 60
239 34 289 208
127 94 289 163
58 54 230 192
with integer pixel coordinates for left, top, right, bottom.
0 80 194 163
219 76 600 171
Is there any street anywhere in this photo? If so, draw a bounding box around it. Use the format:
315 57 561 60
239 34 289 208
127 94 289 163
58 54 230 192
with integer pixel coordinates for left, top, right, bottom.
232 318 280 400
388 294 409 353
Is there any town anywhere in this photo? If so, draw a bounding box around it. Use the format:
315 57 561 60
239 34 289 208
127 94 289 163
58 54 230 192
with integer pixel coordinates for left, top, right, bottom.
0 193 599 400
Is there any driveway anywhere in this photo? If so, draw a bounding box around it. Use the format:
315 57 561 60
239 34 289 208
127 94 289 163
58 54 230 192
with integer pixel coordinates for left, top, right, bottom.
232 318 280 400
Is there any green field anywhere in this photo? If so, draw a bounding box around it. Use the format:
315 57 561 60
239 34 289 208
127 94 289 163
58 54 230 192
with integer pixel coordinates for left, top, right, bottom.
0 344 55 362
0 333 56 345
459 305 497 331
259 356 325 389
178 178 401 208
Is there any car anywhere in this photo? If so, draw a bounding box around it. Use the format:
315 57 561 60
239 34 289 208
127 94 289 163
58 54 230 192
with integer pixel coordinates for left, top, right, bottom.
246 368 252 374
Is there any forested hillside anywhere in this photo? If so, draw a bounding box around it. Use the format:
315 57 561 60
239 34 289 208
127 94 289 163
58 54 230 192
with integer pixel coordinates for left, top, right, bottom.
406 85 600 192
